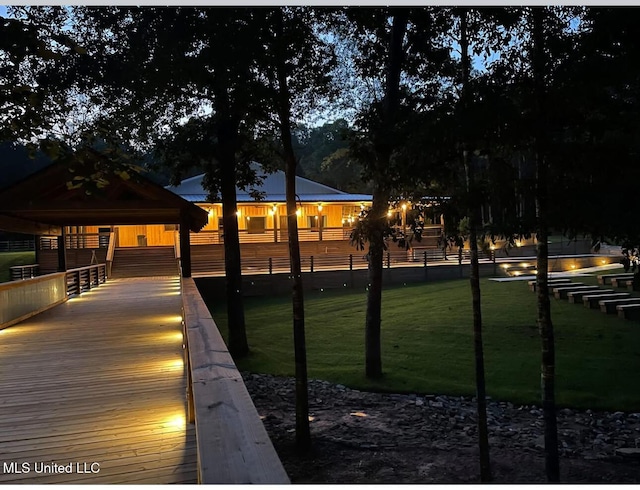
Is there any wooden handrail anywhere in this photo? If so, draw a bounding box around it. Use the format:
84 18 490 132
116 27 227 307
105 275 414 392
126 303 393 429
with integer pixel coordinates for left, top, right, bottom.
106 231 116 278
1 272 67 329
181 278 289 484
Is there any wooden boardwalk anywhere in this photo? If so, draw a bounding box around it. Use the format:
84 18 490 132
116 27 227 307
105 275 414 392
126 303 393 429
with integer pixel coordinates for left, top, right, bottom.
0 276 197 484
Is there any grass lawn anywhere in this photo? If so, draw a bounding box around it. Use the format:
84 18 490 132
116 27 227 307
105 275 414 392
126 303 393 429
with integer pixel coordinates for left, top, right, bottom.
0 251 36 283
201 271 640 412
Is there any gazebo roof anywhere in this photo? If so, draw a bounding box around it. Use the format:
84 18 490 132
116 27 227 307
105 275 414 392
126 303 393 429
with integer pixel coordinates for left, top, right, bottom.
0 161 208 235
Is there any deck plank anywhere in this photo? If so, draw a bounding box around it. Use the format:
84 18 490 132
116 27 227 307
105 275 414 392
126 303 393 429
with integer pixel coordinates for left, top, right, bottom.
0 276 197 484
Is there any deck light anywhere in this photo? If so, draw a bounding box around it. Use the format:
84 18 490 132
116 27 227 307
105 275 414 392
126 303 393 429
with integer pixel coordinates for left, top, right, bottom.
317 204 323 212
296 209 301 216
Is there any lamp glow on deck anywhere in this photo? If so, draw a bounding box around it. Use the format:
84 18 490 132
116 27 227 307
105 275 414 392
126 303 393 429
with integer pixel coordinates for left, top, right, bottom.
163 413 186 431
520 263 530 268
162 358 184 371
601 260 608 265
570 264 576 269
512 271 521 276
350 411 367 417
501 264 510 269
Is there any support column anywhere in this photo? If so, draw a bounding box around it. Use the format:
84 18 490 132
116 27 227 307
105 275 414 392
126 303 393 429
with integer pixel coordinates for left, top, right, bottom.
34 234 41 270
57 228 67 272
180 216 192 278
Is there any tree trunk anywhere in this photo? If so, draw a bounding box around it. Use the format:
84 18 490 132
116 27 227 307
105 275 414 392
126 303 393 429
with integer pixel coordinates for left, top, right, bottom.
365 185 389 379
214 67 248 358
460 8 492 482
218 134 249 358
274 9 311 451
531 7 560 482
364 10 408 380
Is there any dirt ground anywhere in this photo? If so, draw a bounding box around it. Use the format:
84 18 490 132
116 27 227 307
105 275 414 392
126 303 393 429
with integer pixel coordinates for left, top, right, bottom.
244 374 640 484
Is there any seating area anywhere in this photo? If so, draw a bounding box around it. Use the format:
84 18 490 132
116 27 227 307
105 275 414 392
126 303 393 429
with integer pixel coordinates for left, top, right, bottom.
528 272 640 322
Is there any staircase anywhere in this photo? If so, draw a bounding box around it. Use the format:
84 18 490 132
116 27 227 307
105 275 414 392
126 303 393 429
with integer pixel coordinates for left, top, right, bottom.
111 246 179 278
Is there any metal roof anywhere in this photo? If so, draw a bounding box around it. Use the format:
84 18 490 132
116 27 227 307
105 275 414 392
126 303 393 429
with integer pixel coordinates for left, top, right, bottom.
166 164 373 204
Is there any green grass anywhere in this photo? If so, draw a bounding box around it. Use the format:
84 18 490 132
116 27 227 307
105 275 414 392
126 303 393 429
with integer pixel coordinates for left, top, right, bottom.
202 274 640 412
0 251 36 283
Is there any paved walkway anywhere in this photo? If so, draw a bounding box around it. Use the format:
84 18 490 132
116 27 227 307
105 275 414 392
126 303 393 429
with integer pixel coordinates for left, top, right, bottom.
0 277 197 484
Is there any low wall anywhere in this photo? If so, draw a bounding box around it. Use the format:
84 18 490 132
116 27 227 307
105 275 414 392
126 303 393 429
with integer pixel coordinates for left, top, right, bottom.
0 273 67 329
195 254 616 297
180 278 290 484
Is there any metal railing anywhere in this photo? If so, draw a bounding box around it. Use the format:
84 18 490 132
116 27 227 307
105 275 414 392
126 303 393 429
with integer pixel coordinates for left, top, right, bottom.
10 264 39 281
0 240 35 252
65 264 107 296
39 233 111 250
193 248 492 275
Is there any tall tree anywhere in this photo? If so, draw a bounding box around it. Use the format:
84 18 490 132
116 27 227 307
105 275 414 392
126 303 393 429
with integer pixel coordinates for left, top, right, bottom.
61 7 283 357
258 6 335 451
530 7 559 482
457 8 491 482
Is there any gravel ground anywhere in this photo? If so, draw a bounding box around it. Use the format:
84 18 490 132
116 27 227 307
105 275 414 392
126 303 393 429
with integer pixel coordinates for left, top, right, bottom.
243 373 640 484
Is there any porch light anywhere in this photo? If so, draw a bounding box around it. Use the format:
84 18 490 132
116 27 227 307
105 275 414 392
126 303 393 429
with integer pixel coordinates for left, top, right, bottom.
296 209 301 216
317 204 323 212
490 245 495 251
387 210 392 217
402 203 407 211
236 210 241 217
360 203 365 210
208 208 214 217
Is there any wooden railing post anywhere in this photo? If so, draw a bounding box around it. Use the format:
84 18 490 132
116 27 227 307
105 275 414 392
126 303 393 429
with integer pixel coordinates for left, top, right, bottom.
310 255 314 273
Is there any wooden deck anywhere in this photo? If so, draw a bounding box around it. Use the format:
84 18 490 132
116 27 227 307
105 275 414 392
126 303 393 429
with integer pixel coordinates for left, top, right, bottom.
0 276 197 484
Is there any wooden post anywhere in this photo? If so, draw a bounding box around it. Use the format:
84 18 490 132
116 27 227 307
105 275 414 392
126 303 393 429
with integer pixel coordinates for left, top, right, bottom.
34 235 41 271
57 228 67 272
180 216 192 278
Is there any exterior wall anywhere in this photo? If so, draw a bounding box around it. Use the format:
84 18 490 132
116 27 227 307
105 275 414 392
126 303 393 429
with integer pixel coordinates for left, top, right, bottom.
116 224 176 247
